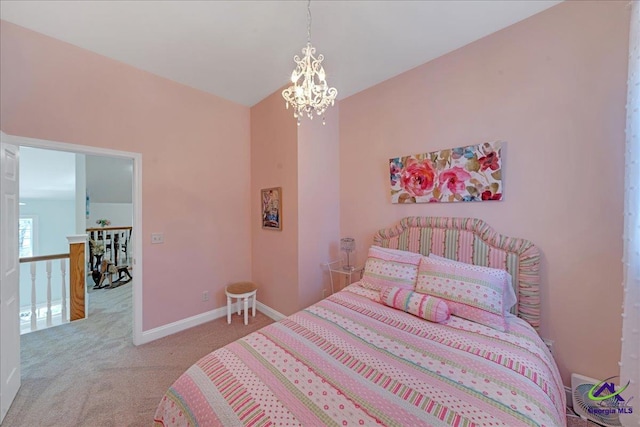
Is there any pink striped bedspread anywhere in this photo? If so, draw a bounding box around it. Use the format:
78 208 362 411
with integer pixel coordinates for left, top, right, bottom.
154 284 566 427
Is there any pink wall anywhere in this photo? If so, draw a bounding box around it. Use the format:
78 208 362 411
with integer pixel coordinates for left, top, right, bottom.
339 0 629 385
250 90 341 314
0 20 252 330
297 106 341 309
250 89 299 315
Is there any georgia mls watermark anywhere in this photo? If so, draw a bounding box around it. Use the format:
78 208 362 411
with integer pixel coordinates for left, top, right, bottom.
586 376 634 416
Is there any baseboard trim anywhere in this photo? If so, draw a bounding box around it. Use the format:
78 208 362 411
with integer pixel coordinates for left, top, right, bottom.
138 301 285 345
257 301 286 321
139 306 227 344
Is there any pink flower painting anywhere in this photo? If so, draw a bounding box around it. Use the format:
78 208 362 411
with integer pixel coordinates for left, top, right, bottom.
390 141 503 203
399 158 436 197
439 167 472 195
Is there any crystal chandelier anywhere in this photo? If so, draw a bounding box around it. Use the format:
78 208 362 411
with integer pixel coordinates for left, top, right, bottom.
282 0 337 125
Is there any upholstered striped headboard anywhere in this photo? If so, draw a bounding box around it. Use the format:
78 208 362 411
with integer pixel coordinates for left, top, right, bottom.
372 217 541 330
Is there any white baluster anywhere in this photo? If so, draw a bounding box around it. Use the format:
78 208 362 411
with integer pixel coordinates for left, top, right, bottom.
46 260 52 326
30 262 37 331
60 258 67 322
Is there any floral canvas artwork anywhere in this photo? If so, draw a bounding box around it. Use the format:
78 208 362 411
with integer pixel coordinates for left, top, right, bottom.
390 141 503 203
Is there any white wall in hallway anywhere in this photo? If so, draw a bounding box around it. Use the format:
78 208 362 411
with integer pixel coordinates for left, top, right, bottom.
20 199 75 255
75 154 87 234
88 203 132 228
19 199 75 306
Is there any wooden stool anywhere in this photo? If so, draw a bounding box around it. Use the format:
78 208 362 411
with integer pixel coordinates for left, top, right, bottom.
225 281 257 325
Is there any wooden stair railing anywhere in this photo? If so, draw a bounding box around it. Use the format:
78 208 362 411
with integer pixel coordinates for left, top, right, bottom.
67 235 87 321
19 253 69 330
19 234 87 333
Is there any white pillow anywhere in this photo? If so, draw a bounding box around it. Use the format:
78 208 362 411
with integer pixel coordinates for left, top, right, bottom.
417 256 508 331
361 246 422 291
427 254 517 313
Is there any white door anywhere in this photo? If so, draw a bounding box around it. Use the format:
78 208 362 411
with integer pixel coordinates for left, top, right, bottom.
0 135 20 424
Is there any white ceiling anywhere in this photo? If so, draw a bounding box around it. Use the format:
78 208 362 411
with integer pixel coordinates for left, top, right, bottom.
0 0 562 107
20 147 133 203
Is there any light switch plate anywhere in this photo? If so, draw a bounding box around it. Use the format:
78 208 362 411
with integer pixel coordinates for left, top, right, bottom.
151 233 164 244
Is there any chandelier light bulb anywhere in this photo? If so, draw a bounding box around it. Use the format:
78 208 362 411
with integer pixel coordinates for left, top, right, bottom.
282 0 337 125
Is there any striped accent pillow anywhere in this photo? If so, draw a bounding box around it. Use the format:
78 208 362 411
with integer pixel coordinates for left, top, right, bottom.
428 254 517 314
380 286 450 323
361 246 422 291
416 256 508 331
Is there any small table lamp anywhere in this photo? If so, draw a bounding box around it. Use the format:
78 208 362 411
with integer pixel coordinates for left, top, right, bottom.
340 237 356 271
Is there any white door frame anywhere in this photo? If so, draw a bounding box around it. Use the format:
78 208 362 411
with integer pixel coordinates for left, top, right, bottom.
1 135 21 423
1 133 144 345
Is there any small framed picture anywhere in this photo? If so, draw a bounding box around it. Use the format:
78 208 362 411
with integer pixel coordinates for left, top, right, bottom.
261 187 282 230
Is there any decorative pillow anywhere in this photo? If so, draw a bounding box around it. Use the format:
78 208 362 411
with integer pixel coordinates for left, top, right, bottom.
416 256 508 331
361 246 422 291
371 246 422 257
428 254 517 314
380 286 450 323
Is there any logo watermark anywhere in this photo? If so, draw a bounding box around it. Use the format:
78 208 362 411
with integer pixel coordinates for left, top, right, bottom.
586 376 634 415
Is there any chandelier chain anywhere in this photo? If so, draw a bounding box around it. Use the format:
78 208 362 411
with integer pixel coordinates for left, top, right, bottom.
307 0 312 44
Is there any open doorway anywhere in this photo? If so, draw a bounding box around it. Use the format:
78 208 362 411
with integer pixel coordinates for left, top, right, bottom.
2 133 143 344
1 132 143 422
18 148 135 334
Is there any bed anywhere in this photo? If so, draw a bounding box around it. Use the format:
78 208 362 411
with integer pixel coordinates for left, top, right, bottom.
154 217 566 426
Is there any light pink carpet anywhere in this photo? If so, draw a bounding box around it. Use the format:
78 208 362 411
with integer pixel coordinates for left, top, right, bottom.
2 283 273 426
566 413 600 427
